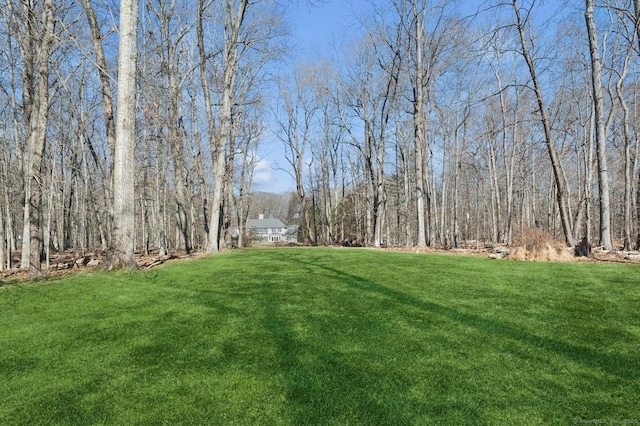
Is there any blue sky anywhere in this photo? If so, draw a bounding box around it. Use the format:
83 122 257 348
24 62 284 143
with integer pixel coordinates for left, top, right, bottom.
253 1 364 193
290 1 361 54
253 0 492 193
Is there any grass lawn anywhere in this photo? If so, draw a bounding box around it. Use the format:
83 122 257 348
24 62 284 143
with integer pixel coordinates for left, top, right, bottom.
1 248 639 425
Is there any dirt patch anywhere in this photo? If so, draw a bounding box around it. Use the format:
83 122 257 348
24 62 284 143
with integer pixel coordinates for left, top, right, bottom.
0 250 203 285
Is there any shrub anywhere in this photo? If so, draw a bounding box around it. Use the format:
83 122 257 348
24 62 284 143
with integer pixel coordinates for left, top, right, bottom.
511 227 573 262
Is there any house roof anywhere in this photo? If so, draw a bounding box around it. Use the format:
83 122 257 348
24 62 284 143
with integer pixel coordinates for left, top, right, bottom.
246 215 286 229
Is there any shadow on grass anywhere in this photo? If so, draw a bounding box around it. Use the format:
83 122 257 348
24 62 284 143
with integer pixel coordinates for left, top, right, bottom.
293 259 639 383
258 281 421 425
160 251 636 423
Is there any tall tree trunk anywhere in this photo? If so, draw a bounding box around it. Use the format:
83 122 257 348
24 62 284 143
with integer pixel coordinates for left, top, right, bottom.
79 0 115 250
513 0 574 246
168 79 191 253
621 94 633 252
235 132 256 248
197 0 216 247
21 0 55 278
613 41 634 251
206 67 231 253
79 0 116 172
110 0 139 269
320 110 333 245
205 0 249 254
19 0 36 270
276 73 316 245
150 0 193 254
0 172 4 272
573 121 595 242
488 138 501 242
632 0 640 249
2 164 13 269
190 80 209 239
439 144 448 247
296 152 311 244
585 0 612 250
412 1 427 247
223 115 240 249
505 90 519 245
452 118 465 248
373 150 386 248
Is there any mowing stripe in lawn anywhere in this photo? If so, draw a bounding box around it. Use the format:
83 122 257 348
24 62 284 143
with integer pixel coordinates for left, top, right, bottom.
1 247 638 425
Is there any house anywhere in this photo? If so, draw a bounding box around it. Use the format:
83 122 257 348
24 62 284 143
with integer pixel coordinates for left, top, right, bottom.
246 214 290 243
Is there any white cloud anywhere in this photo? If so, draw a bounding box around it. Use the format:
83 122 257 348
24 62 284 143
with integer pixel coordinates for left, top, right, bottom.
249 156 295 193
253 157 273 188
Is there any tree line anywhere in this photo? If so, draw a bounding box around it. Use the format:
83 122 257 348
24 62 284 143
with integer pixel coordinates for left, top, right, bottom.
1 0 640 276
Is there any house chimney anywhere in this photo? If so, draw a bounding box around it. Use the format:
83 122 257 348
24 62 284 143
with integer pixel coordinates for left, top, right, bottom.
259 214 264 220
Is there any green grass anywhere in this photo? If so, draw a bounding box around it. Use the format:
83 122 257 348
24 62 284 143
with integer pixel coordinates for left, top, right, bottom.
1 248 639 425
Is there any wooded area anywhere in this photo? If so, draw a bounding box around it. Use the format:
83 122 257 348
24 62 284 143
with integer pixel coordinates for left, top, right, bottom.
2 0 640 276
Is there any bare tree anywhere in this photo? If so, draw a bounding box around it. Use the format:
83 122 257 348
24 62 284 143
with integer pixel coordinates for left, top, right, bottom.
512 0 574 247
609 5 636 251
234 111 262 248
15 0 56 277
79 0 117 175
302 61 343 245
144 0 195 253
198 0 284 253
633 0 640 249
0 162 4 271
339 21 402 248
316 85 343 245
406 0 429 247
585 0 613 250
274 68 317 244
206 0 247 253
196 0 217 251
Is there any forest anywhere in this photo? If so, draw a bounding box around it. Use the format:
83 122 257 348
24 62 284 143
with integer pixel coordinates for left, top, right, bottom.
2 0 640 276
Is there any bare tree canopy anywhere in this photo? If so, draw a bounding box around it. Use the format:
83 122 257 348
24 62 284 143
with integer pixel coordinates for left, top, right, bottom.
1 0 639 271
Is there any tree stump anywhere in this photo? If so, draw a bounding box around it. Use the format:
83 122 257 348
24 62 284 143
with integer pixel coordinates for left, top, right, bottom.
575 236 592 257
